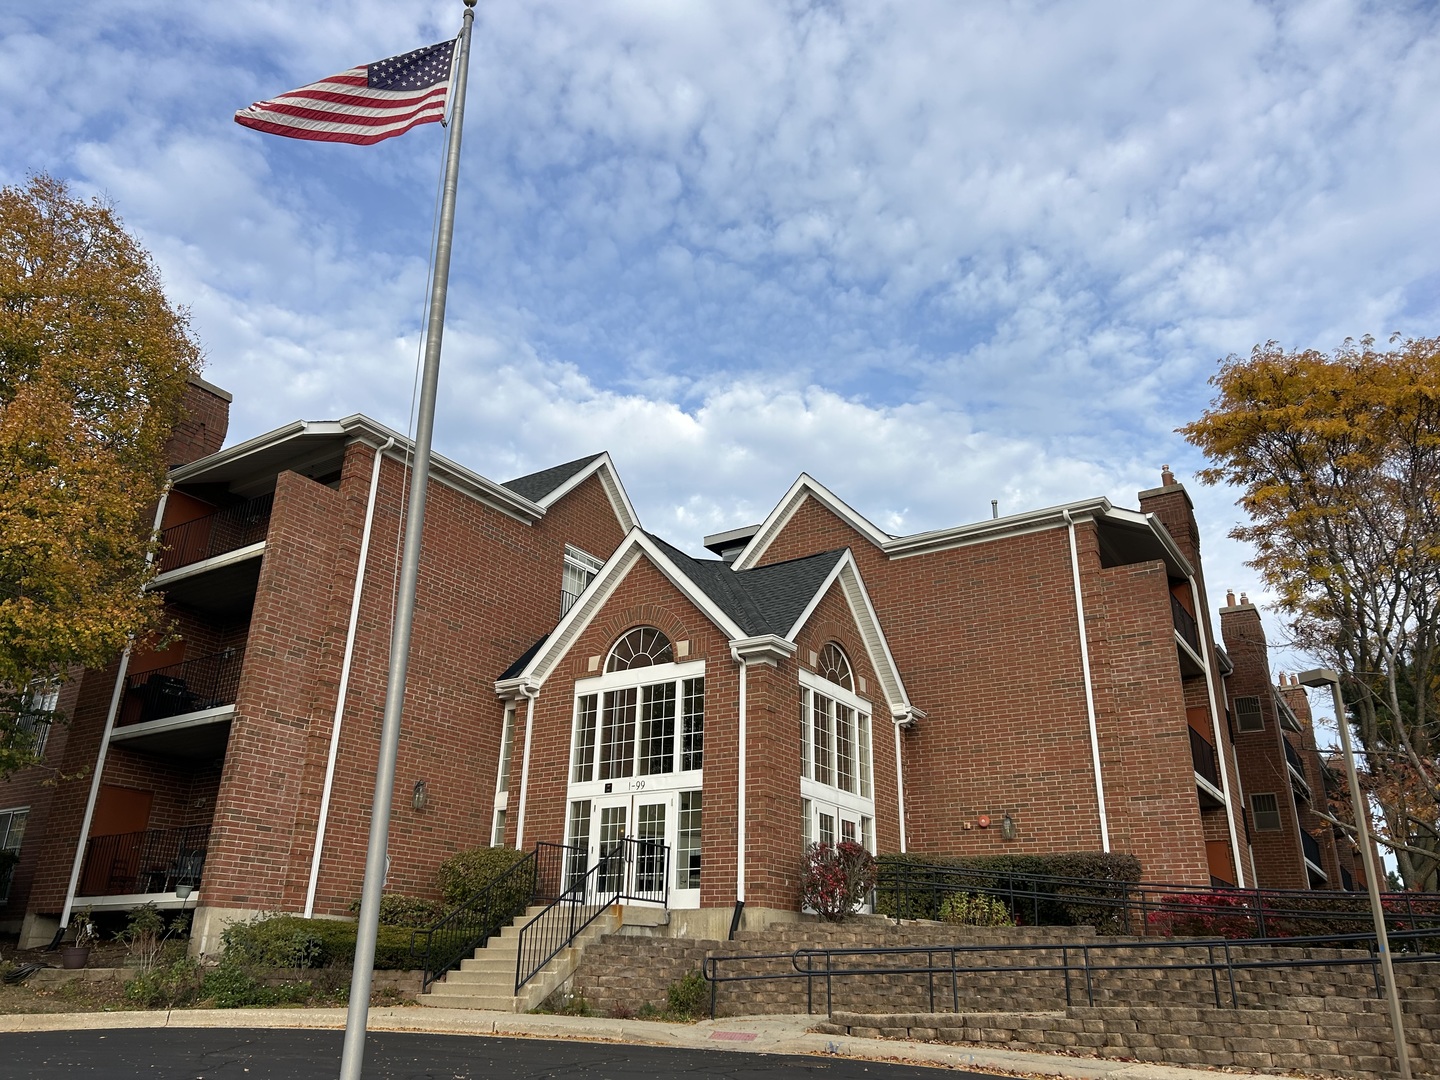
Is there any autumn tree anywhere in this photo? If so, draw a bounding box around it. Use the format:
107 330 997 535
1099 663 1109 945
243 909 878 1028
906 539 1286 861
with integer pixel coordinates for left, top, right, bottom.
0 174 202 776
1182 336 1440 890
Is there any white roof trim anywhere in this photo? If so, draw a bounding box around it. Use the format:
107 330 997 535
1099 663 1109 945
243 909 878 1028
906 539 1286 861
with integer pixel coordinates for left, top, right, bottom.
535 452 640 532
784 549 914 720
734 476 1194 579
498 529 748 691
733 474 891 572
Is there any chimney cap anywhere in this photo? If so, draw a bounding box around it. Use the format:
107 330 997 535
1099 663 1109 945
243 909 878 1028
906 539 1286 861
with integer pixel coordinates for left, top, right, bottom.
1161 464 1177 487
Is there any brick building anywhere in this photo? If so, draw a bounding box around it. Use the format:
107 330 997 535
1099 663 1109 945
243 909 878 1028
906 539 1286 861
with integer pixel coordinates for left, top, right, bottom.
5 386 1361 950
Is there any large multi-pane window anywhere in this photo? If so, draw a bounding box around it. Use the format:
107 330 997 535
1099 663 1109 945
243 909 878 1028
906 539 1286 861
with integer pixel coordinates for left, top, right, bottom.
0 807 28 903
566 627 705 906
799 643 876 858
573 670 704 782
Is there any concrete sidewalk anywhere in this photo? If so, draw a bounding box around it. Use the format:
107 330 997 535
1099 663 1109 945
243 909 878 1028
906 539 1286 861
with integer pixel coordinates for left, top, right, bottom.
0 1006 1274 1080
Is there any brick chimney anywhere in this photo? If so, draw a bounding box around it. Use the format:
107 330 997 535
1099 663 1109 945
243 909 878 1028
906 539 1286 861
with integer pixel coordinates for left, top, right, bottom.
164 374 232 468
1139 465 1200 567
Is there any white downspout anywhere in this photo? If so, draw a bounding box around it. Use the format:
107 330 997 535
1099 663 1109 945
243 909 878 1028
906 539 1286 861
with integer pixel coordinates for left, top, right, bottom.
893 719 908 853
61 489 170 930
730 646 748 903
514 686 538 849
305 437 393 917
1190 574 1246 887
1064 510 1110 852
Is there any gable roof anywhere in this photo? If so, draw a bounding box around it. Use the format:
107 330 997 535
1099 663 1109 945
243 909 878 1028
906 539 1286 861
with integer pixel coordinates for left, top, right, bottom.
502 454 604 502
497 528 917 720
645 534 846 638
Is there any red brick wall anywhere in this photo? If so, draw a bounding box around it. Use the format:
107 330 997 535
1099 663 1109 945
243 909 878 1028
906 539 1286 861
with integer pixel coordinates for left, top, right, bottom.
164 379 230 468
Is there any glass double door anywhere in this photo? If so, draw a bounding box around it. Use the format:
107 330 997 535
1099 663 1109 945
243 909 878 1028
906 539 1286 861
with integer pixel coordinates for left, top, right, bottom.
568 787 700 908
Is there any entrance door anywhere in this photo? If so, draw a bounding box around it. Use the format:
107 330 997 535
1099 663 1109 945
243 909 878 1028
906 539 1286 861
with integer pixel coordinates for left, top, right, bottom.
586 792 672 904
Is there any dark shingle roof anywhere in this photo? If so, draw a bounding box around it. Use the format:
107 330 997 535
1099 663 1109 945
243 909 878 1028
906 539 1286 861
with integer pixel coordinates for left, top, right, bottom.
646 534 846 637
499 634 548 681
502 454 604 503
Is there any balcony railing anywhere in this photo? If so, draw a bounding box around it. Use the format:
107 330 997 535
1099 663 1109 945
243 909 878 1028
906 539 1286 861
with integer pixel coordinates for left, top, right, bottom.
1171 594 1201 654
1189 726 1220 788
560 588 581 617
1284 737 1312 799
158 494 273 574
123 649 244 724
78 823 210 897
1301 828 1324 870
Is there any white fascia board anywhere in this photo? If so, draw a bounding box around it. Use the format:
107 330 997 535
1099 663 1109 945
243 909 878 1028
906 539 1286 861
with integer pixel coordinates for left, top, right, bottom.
1133 510 1197 578
167 420 311 482
733 474 892 572
881 497 1114 559
334 415 544 523
783 550 914 718
496 529 747 692
536 452 641 532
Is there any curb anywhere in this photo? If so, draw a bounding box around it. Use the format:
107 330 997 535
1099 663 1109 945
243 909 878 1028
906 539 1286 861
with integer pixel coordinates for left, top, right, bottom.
0 1007 1273 1080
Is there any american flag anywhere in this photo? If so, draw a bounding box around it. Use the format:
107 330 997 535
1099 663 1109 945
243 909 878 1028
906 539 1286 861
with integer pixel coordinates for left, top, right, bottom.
234 39 456 145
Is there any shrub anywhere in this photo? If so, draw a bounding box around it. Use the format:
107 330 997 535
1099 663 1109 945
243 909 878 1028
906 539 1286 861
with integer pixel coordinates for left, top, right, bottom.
347 893 447 929
665 969 708 1020
116 903 167 972
874 852 1141 932
436 846 528 906
801 841 876 921
125 956 203 1007
939 892 1015 927
201 961 311 1008
219 913 415 971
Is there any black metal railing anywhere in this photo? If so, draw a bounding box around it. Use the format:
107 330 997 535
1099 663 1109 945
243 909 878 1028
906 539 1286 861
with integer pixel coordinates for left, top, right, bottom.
1171 594 1201 654
874 858 1440 941
1284 736 1307 777
123 649 244 724
1189 727 1220 788
514 837 668 994
158 493 273 573
560 588 582 616
1301 829 1324 870
78 824 210 897
411 849 539 993
701 927 1440 1018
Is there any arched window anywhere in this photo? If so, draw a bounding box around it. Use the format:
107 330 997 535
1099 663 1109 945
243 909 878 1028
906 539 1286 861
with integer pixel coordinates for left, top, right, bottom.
606 627 674 672
817 642 853 690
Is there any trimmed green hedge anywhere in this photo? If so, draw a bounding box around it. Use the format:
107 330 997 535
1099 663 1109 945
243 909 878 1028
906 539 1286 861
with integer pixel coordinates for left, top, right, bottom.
221 914 417 970
436 846 528 906
875 852 1142 932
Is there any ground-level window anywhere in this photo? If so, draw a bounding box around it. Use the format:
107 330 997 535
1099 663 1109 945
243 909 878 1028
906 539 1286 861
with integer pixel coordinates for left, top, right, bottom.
0 806 28 903
565 634 704 907
492 702 516 846
799 659 876 858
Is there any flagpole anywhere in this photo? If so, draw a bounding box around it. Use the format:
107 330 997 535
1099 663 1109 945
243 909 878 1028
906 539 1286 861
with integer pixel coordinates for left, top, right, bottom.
338 3 476 1077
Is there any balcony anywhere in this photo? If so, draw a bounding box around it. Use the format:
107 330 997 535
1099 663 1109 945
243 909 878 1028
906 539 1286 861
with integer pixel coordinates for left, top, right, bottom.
1190 726 1224 807
1171 594 1201 653
1284 736 1312 801
158 494 273 574
77 823 210 900
1301 828 1327 882
112 650 241 758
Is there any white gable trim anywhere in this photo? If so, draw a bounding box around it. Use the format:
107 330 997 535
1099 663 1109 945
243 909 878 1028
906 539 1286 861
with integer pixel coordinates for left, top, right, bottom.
732 474 891 572
497 529 746 692
535 452 640 532
784 550 914 721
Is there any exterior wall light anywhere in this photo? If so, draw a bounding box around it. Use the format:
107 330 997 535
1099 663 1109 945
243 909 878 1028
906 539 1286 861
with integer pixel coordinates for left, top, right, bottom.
412 780 429 812
1000 813 1018 841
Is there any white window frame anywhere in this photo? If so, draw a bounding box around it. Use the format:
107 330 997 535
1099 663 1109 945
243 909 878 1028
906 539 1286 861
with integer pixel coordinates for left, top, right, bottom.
569 659 706 792
1251 791 1282 831
799 668 875 845
13 683 58 759
491 701 516 846
561 545 603 615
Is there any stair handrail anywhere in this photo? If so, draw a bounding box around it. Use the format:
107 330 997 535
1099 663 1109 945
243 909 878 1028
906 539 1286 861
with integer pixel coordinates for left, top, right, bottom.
513 836 669 995
412 848 539 992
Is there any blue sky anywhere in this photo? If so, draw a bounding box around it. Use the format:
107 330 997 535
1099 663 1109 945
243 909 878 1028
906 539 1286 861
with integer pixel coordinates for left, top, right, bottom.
5 0 1439 689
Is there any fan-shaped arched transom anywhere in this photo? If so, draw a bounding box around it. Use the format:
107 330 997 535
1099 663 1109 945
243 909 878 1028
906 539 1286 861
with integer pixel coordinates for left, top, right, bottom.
605 626 674 672
816 642 854 690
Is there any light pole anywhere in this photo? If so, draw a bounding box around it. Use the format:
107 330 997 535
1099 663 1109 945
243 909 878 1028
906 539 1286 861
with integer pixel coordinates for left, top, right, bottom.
1298 667 1411 1080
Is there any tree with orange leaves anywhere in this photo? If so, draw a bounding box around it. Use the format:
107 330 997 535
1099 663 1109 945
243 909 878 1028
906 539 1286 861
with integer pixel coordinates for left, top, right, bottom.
0 175 202 776
1182 336 1440 890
